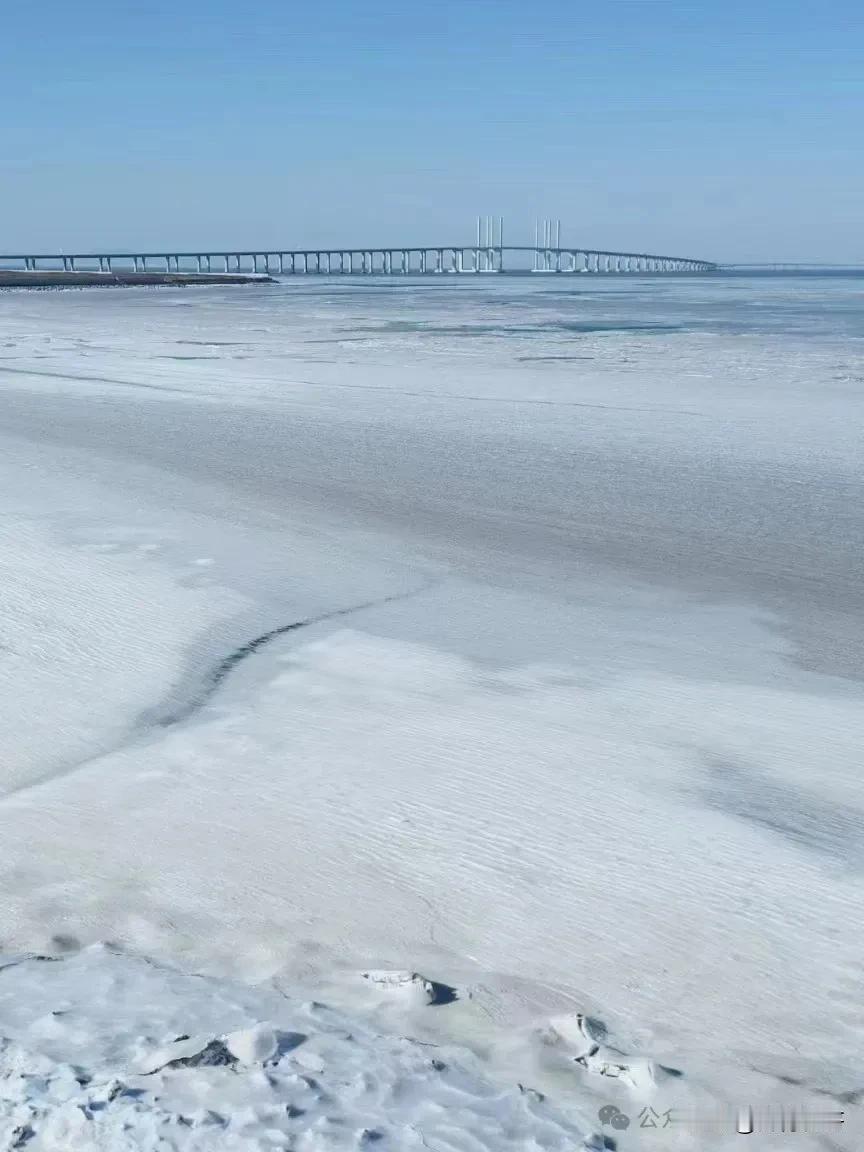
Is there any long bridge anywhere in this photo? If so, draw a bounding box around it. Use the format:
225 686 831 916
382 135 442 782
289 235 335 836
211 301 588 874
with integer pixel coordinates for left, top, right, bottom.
0 218 717 278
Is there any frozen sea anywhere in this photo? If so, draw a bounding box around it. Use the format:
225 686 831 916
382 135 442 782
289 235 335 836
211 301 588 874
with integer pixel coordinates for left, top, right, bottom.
0 272 862 1149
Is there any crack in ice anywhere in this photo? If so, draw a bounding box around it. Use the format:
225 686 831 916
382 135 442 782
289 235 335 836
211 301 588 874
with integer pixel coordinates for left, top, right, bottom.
0 585 434 804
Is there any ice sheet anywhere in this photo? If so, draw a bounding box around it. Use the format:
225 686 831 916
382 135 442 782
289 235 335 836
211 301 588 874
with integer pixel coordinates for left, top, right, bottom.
1 277 862 1148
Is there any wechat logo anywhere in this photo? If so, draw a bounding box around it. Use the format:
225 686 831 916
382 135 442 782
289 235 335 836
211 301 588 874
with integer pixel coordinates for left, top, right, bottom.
598 1104 631 1130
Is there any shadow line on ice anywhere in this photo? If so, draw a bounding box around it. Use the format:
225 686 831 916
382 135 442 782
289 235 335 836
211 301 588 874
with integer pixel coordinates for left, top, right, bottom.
0 586 433 805
153 583 436 728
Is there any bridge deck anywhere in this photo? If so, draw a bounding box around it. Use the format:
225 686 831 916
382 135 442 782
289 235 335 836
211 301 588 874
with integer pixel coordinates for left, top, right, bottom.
0 245 717 275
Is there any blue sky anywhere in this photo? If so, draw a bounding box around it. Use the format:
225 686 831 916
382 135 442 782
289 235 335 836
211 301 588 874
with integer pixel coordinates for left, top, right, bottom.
1 0 861 260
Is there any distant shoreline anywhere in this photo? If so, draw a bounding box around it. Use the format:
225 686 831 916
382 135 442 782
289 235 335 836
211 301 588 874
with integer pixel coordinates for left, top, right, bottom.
0 269 274 288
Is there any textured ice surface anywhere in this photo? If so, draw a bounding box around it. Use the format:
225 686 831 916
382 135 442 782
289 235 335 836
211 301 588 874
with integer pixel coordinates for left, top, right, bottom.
0 276 862 1148
0 947 601 1151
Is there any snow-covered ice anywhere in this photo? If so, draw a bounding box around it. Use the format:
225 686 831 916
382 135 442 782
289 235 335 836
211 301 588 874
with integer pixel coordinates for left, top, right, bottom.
0 276 862 1148
0 946 599 1150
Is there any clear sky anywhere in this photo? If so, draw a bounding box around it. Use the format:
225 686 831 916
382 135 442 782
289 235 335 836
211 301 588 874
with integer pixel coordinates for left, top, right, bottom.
1 0 861 261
